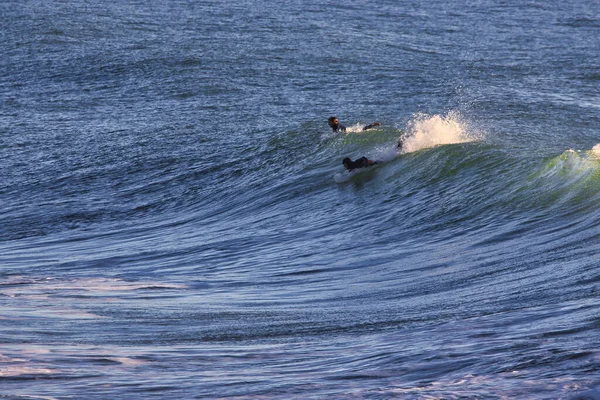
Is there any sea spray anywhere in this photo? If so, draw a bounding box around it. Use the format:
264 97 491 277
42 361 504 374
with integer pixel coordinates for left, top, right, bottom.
591 143 600 159
401 111 478 154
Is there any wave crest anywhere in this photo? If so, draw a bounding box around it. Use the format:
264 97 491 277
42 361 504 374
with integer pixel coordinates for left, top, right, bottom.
591 143 600 158
402 111 479 153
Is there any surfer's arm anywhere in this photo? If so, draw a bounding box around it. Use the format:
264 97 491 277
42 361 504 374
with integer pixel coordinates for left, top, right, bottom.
362 121 381 131
331 124 346 133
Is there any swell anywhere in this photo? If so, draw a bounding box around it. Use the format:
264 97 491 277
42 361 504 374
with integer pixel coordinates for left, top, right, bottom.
2 104 598 400
5 113 600 251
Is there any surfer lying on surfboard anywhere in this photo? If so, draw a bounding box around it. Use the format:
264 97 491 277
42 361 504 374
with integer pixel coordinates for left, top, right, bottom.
328 116 381 133
342 157 379 171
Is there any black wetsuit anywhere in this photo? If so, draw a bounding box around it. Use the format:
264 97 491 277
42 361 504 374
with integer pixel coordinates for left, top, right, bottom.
330 123 346 133
345 157 376 171
362 122 379 131
331 122 379 133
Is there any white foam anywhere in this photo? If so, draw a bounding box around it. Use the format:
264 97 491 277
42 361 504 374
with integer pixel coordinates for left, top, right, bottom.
344 123 371 133
401 111 478 153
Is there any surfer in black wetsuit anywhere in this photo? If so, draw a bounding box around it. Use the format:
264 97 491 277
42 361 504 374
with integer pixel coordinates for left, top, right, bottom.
328 116 381 133
342 157 378 171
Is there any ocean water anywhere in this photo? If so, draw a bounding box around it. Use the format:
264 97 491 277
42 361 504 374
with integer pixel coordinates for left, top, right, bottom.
1 0 599 398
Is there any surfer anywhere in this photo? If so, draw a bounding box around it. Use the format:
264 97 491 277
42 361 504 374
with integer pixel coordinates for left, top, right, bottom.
328 116 381 133
342 157 378 171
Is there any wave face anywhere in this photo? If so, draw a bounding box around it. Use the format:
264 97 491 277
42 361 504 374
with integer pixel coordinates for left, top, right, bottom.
1 0 599 398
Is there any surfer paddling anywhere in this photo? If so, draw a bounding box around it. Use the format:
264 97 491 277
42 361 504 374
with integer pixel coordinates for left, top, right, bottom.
328 116 381 133
342 157 378 171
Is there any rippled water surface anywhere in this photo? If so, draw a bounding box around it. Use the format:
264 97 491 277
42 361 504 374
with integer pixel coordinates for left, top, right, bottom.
1 0 599 398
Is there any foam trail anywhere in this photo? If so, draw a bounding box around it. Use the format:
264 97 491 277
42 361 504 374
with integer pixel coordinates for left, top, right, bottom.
401 111 477 153
344 123 374 133
320 123 367 141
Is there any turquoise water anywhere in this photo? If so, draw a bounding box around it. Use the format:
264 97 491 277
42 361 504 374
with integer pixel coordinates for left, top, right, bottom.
1 0 599 398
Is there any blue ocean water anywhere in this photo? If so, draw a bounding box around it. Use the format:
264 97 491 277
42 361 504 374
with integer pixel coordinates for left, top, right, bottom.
1 0 599 398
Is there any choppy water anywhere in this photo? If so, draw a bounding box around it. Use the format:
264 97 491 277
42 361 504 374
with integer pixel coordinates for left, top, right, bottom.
1 0 599 398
